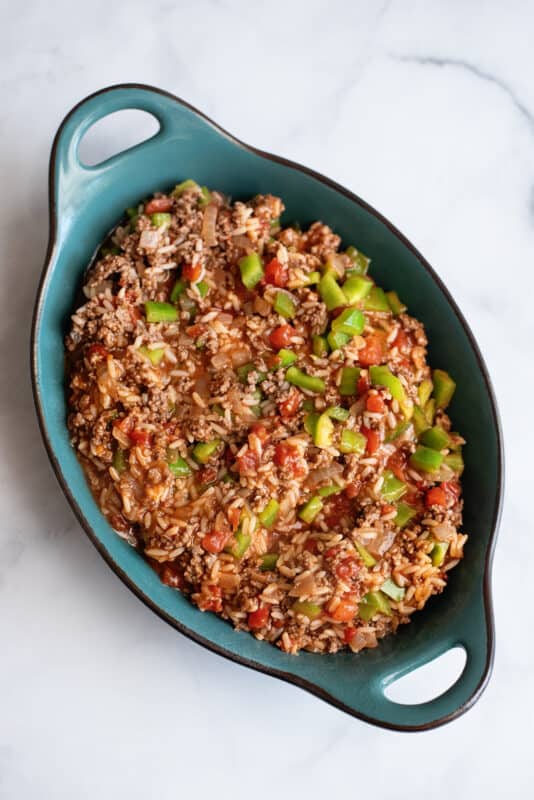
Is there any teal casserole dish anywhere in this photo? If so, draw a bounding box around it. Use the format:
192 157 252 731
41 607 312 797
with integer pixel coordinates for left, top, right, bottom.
31 84 503 731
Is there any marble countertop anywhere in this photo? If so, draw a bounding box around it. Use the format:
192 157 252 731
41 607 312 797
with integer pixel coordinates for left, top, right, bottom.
1 1 532 797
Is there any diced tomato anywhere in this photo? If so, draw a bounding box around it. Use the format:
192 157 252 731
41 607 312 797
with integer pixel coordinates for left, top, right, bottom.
358 334 385 367
336 557 359 581
381 503 397 515
202 529 231 554
199 585 223 613
263 257 288 288
129 428 153 447
278 390 301 419
324 493 353 527
304 537 318 554
269 324 294 350
404 489 420 507
343 626 357 644
160 564 185 590
250 423 269 444
324 547 340 559
387 449 407 481
227 505 241 531
86 343 109 360
425 486 448 508
366 393 385 413
145 196 173 214
236 448 260 475
248 605 270 630
361 426 380 455
272 618 284 629
186 323 206 337
357 372 370 395
329 597 358 622
182 262 202 282
274 443 306 477
344 481 361 499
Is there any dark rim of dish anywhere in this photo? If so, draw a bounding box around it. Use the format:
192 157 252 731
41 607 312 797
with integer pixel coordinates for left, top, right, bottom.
30 83 504 732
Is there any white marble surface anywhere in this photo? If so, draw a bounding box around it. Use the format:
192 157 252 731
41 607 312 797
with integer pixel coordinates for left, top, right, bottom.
1 1 532 797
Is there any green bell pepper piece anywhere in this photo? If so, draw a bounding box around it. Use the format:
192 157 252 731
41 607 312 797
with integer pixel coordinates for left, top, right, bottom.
385 421 411 442
424 398 436 424
298 496 324 523
170 278 187 302
343 275 373 304
112 447 127 474
286 366 325 394
331 307 365 336
236 363 267 384
395 502 417 529
318 272 347 310
420 426 450 451
339 429 366 454
273 291 297 319
192 440 221 464
145 301 178 323
303 270 321 285
167 451 192 477
369 365 412 418
410 445 444 473
381 469 407 502
339 366 360 396
325 406 350 421
292 601 322 619
151 212 171 229
386 290 407 315
260 553 278 571
194 280 209 298
259 499 279 529
417 378 433 407
355 542 376 567
198 186 211 206
359 591 392 621
327 330 350 351
304 411 320 438
444 452 464 475
364 286 389 312
139 345 165 366
381 578 406 602
313 412 334 448
431 541 449 566
238 252 264 289
317 484 343 497
275 349 297 368
413 405 430 436
172 178 198 197
432 369 456 409
345 246 371 275
225 527 251 559
312 335 329 358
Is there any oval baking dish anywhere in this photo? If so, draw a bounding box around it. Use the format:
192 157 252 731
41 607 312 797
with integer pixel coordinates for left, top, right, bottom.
31 84 503 731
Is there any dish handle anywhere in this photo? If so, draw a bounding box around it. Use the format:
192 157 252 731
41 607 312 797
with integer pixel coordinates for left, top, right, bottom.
50 84 193 199
361 597 492 730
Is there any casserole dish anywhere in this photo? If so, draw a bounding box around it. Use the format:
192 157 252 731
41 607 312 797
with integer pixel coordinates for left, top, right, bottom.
31 84 503 730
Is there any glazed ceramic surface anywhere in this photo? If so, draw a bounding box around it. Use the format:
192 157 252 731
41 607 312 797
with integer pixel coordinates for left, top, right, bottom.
31 84 503 731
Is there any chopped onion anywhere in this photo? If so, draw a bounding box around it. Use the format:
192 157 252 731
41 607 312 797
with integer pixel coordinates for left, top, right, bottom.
230 346 251 367
349 628 378 653
433 523 456 542
232 234 252 251
211 352 232 370
359 529 397 558
216 312 234 327
306 463 344 488
201 203 219 247
253 296 271 316
139 229 160 250
288 574 317 598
